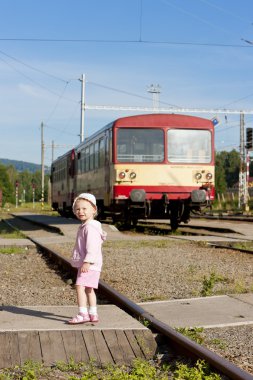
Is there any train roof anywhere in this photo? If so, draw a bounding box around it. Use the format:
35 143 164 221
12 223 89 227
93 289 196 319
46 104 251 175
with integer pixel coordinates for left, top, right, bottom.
52 113 213 165
76 113 213 146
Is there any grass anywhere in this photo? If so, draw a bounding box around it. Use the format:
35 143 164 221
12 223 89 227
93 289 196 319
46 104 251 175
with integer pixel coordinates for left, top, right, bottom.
200 272 227 297
0 357 222 380
232 241 253 251
209 338 227 351
104 238 186 250
176 328 228 368
176 327 205 345
1 202 58 215
0 220 24 239
0 247 28 255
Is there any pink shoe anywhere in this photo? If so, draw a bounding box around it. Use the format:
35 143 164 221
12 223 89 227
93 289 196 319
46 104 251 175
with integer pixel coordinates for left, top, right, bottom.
89 314 99 323
68 312 90 324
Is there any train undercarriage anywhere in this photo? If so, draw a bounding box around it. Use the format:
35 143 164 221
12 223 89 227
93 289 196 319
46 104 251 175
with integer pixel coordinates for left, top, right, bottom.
106 190 212 231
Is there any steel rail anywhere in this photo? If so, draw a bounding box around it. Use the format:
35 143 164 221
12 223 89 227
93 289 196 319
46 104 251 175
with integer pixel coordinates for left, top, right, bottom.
208 243 253 255
29 237 253 380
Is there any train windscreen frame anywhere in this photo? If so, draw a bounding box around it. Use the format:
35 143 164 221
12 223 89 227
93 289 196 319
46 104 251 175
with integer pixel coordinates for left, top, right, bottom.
167 129 212 163
116 128 164 162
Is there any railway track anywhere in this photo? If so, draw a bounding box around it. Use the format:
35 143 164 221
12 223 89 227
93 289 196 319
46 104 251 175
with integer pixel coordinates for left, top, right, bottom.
1 214 253 380
133 217 253 249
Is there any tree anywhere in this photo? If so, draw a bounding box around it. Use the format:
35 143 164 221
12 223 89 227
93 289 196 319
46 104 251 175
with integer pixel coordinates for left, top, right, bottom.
15 170 50 204
0 164 14 204
215 150 241 193
215 152 227 193
224 149 240 188
1 165 50 205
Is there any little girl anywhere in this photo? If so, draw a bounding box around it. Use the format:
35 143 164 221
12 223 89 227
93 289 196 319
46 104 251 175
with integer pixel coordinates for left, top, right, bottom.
68 193 107 324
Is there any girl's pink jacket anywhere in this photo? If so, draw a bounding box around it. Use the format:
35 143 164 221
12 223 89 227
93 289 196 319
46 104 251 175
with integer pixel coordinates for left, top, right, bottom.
71 220 107 271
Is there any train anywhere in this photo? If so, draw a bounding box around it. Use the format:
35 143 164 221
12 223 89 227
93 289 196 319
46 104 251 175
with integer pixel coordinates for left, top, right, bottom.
51 113 215 230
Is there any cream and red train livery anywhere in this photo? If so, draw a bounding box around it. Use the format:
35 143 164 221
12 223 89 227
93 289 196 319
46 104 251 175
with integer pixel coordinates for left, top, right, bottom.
51 113 215 229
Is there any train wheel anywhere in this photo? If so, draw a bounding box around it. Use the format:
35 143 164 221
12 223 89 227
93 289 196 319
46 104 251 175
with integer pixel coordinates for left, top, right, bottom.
170 202 181 231
96 204 105 221
170 215 179 231
123 209 138 228
132 217 138 227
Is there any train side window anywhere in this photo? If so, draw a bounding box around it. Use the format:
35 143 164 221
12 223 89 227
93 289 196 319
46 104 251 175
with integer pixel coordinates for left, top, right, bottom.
90 144 94 170
81 149 85 173
85 147 89 172
99 138 105 167
94 141 99 169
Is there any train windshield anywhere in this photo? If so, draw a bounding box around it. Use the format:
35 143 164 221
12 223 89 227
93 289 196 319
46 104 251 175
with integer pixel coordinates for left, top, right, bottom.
167 129 212 163
117 128 164 162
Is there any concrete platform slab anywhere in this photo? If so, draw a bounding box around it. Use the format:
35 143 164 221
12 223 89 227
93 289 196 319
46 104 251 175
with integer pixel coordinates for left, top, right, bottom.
140 294 253 329
0 305 146 332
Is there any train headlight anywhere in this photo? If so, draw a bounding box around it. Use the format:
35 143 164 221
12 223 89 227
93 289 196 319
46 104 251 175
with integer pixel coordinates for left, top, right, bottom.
119 171 126 180
129 172 136 180
206 172 213 180
195 172 202 180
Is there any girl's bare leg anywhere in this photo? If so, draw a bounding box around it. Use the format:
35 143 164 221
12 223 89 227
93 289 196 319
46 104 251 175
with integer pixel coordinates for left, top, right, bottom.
76 285 88 308
85 287 97 307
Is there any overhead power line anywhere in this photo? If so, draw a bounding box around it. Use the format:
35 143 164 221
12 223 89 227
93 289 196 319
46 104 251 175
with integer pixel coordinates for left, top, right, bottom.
0 37 251 48
0 49 68 83
88 81 179 108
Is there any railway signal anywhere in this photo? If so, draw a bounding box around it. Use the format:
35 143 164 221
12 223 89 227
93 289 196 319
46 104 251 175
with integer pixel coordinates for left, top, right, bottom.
246 127 253 150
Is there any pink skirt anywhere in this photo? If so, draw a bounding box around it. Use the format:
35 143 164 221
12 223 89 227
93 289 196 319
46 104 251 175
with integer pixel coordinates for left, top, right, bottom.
75 269 100 289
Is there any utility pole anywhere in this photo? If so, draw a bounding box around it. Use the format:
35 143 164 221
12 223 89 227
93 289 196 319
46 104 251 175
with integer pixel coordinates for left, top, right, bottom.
41 122 45 210
238 113 248 211
79 73 85 143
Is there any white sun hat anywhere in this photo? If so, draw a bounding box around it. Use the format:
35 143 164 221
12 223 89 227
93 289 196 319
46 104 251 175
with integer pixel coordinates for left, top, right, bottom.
72 193 97 211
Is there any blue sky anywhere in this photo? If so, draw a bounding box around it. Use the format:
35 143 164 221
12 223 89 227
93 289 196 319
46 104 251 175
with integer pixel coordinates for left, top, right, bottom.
1 0 253 166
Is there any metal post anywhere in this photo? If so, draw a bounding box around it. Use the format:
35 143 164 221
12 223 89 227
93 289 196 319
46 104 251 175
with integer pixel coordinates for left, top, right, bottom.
245 151 250 212
15 181 19 208
238 113 248 211
32 183 35 209
41 122 45 210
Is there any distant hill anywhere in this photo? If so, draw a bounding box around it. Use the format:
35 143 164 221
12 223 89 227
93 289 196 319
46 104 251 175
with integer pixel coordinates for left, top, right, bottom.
0 158 50 173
